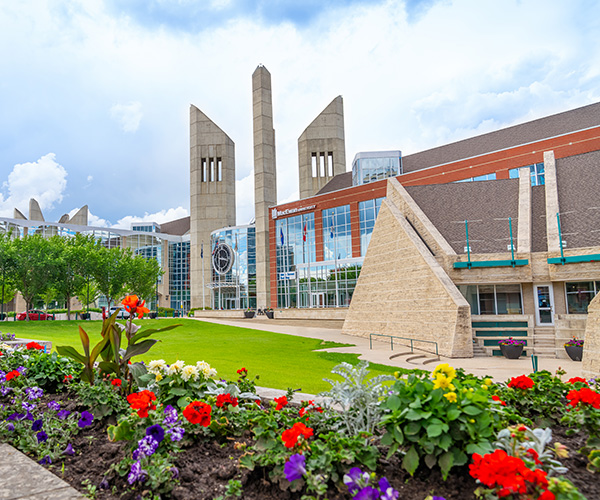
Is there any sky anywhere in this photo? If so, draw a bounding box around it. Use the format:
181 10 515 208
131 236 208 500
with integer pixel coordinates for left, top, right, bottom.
1 0 599 229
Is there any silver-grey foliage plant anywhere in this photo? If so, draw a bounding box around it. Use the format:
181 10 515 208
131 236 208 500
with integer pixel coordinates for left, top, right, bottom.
320 361 394 435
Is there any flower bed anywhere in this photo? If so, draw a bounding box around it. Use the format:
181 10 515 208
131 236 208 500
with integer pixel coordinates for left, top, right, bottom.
1 296 599 500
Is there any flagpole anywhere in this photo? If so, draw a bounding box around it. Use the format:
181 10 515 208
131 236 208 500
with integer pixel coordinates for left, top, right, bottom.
201 242 205 310
236 233 240 310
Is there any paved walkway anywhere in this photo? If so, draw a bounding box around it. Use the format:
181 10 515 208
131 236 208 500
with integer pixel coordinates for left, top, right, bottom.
194 316 586 381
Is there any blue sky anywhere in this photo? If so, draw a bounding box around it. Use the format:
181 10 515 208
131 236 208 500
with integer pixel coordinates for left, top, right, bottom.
1 0 599 228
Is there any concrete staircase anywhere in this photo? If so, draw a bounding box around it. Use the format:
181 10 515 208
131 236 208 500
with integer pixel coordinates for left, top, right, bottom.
531 327 557 357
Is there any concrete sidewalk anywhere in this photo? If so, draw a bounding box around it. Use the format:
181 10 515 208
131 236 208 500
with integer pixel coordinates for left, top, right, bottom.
194 317 585 381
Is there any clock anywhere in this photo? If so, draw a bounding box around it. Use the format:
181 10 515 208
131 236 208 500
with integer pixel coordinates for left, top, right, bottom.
212 243 234 274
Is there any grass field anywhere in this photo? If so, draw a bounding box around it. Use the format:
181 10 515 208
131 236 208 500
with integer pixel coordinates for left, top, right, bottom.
1 318 403 394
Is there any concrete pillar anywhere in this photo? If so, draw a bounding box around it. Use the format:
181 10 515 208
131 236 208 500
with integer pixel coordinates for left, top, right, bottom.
544 151 561 252
298 96 346 199
189 105 236 309
29 199 44 222
69 205 89 226
253 65 277 308
517 167 532 254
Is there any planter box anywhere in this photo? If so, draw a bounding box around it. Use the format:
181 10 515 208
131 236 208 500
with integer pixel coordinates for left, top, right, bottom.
244 311 255 318
265 311 274 319
499 344 524 359
149 312 158 319
79 313 91 320
565 345 583 361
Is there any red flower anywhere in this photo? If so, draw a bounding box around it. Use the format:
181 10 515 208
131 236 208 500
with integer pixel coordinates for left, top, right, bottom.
236 367 247 375
183 401 212 426
526 448 542 465
5 370 20 381
538 491 555 500
491 395 507 406
281 422 313 449
567 377 588 385
121 295 150 319
299 400 323 418
63 374 73 383
255 399 262 406
566 387 600 409
0 351 3 356
111 379 122 387
215 393 238 408
127 390 157 418
508 375 534 390
274 396 288 411
26 341 44 351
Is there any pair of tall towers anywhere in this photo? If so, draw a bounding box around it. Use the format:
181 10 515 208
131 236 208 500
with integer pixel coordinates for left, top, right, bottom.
189 65 346 309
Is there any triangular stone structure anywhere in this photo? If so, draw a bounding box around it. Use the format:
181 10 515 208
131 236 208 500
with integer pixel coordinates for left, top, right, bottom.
29 199 44 222
69 205 89 226
342 178 473 358
582 293 600 378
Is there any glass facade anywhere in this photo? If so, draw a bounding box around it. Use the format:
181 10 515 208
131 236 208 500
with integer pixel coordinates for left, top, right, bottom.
359 198 383 256
352 151 402 186
455 173 497 182
458 284 523 315
210 226 256 310
322 205 352 261
565 281 600 314
169 241 190 311
509 163 545 186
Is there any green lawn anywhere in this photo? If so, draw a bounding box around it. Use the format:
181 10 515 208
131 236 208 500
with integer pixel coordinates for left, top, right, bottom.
2 318 405 394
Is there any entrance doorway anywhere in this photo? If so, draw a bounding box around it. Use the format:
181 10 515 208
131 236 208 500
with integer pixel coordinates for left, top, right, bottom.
534 284 554 326
312 292 325 308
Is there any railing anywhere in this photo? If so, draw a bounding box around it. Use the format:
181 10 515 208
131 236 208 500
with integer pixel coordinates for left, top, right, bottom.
369 333 439 356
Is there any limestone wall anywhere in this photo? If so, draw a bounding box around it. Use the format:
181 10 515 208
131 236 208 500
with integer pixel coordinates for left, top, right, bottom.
342 181 472 358
582 293 600 378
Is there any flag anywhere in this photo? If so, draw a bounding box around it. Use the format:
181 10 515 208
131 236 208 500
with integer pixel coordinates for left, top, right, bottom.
303 223 307 242
330 214 335 239
201 243 203 259
280 227 284 245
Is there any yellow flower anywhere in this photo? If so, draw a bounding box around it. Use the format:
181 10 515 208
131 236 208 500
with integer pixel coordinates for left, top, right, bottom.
484 378 493 386
394 371 400 379
444 392 457 403
469 388 474 392
155 373 163 381
469 419 475 423
432 363 456 382
432 374 455 391
481 384 488 390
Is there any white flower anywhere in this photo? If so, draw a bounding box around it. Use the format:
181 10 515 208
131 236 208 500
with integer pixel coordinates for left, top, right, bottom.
0 343 12 351
181 365 199 382
167 360 185 376
147 359 167 375
196 361 217 379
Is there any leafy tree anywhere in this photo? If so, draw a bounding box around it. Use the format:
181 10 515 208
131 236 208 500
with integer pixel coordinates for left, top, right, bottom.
76 279 101 311
90 246 131 309
126 253 162 303
52 234 99 320
0 233 17 316
10 234 57 320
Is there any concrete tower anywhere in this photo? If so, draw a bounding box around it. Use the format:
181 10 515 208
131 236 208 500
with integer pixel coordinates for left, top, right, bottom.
252 65 277 308
190 105 236 309
298 96 346 199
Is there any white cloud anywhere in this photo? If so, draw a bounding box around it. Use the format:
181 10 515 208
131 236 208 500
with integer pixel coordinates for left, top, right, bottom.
235 171 254 225
0 153 67 218
110 101 143 133
113 206 189 230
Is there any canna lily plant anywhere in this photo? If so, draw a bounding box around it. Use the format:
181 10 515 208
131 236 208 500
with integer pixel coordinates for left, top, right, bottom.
57 295 180 389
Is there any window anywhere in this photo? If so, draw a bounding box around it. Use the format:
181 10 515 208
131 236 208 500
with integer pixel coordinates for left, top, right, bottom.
458 284 523 315
311 154 317 178
201 158 207 182
327 152 333 177
319 154 325 178
455 173 497 182
565 281 600 313
217 158 222 182
359 198 384 256
322 205 352 261
509 163 545 186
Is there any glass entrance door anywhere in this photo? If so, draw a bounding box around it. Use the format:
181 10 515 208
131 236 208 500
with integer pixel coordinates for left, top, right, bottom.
534 284 554 325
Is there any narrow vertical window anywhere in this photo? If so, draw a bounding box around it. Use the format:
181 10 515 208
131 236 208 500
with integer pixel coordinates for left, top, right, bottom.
209 158 215 182
217 158 222 182
327 152 333 177
319 154 325 178
311 153 317 177
201 158 207 182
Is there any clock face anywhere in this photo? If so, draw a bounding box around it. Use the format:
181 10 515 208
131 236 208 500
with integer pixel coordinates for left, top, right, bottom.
212 243 234 274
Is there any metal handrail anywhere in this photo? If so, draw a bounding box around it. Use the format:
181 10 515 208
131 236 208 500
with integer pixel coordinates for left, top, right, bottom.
369 333 439 356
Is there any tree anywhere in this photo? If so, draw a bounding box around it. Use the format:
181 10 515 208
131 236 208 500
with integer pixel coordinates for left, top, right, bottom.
126 253 163 303
90 246 131 309
52 234 99 320
10 234 57 320
0 233 17 318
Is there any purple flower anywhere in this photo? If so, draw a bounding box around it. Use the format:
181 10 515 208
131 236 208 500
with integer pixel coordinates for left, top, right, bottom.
355 486 380 500
127 461 147 485
25 387 43 400
22 401 36 412
166 426 184 442
163 405 179 426
145 424 165 443
7 412 24 421
0 386 11 396
170 467 179 479
37 431 48 443
99 479 109 490
57 409 71 420
343 467 370 494
16 366 26 375
47 401 60 411
39 455 52 465
0 370 6 383
284 454 306 482
63 443 75 455
78 411 94 428
378 477 399 500
6 423 14 431
137 436 158 457
432 497 446 500
32 419 43 431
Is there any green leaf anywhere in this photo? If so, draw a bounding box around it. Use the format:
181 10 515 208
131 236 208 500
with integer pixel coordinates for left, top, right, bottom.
438 451 454 480
446 408 461 421
427 424 443 438
239 454 255 471
380 431 394 446
130 323 182 343
56 345 86 364
424 453 437 469
402 446 420 476
462 405 483 416
405 409 431 421
177 396 189 408
98 361 119 375
123 339 159 362
386 394 402 411
439 433 453 451
405 422 421 436
107 420 134 442
78 326 90 359
169 387 189 396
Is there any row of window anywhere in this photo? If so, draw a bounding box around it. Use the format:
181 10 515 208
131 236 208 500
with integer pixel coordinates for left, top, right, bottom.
200 157 223 182
311 152 334 178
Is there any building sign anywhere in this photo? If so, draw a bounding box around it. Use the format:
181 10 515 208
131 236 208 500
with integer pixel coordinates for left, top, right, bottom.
271 205 316 220
278 271 296 280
